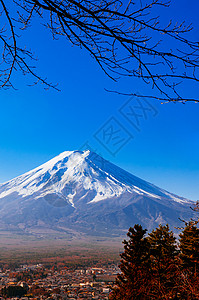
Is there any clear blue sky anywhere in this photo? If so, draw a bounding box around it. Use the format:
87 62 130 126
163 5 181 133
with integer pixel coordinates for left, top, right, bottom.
0 0 199 201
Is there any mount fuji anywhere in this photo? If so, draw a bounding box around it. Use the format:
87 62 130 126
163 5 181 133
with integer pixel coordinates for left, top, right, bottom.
0 150 194 239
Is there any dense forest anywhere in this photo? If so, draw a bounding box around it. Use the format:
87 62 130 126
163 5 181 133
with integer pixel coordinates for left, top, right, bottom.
110 203 199 299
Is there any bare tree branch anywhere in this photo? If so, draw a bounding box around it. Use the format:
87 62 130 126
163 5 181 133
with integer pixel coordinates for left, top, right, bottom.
1 0 199 102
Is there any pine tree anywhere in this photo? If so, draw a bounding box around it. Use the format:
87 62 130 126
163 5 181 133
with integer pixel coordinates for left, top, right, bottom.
109 224 151 300
179 223 199 276
147 224 179 299
148 224 178 259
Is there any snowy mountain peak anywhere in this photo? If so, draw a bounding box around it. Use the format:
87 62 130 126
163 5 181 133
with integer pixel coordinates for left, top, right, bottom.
0 150 189 206
0 150 194 238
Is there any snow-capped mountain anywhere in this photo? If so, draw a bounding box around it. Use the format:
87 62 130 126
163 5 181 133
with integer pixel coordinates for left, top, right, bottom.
0 151 194 239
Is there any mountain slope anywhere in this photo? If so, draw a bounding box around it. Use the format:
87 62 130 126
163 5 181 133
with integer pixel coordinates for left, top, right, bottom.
0 150 194 239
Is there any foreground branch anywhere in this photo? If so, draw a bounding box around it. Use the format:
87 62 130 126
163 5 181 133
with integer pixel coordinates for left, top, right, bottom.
0 0 199 102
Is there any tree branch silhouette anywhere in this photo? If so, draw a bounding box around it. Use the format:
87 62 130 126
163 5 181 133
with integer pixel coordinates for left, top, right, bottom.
1 0 199 102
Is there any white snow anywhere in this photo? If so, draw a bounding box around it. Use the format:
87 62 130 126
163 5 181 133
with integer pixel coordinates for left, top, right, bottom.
0 150 190 206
